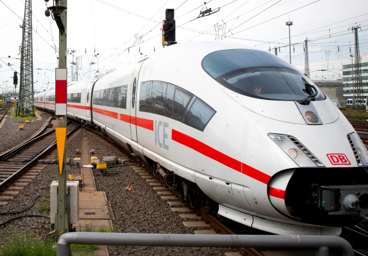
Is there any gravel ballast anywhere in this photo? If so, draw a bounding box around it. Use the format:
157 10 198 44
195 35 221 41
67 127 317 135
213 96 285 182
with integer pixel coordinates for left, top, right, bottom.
0 111 50 154
0 127 241 255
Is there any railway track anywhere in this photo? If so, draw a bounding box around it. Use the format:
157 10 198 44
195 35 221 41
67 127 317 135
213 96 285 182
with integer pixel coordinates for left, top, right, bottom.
1 111 366 254
0 122 80 197
0 103 12 123
85 124 368 255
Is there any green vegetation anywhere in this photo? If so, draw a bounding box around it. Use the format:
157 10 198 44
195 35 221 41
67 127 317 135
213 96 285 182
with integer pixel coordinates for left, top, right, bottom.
8 106 37 121
99 225 118 233
0 229 56 256
35 197 50 214
69 244 99 256
341 108 368 121
0 228 99 256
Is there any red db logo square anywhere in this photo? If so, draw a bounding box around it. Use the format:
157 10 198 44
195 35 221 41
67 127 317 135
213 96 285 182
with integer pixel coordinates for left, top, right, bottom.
326 153 351 165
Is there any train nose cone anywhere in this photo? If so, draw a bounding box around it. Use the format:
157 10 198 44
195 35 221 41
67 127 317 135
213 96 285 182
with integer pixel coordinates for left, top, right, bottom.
231 94 338 124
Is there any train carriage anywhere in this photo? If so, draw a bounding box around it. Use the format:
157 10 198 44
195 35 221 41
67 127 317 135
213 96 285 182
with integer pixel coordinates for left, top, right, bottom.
44 90 55 112
34 42 368 236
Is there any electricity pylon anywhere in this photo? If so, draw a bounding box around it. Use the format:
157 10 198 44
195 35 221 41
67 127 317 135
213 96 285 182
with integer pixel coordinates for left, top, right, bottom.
351 25 363 105
17 0 34 116
304 38 310 78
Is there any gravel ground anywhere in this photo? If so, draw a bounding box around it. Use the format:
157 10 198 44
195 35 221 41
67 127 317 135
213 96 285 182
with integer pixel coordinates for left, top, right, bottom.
86 131 239 255
0 128 83 243
0 128 242 255
0 111 51 154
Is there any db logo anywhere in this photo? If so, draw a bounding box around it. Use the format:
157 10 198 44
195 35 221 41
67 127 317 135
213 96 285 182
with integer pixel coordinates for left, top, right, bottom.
326 153 351 165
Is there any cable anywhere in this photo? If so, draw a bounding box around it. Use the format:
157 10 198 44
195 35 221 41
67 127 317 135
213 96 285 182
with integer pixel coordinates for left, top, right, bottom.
0 215 50 227
0 59 19 73
188 0 275 42
256 12 368 47
0 194 39 215
95 0 161 23
1 0 57 51
230 0 320 36
136 0 171 38
227 0 282 36
20 0 58 51
0 0 22 19
176 0 188 11
93 1 214 68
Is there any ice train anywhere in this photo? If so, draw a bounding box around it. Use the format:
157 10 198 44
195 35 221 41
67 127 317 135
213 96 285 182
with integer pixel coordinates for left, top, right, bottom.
35 42 368 235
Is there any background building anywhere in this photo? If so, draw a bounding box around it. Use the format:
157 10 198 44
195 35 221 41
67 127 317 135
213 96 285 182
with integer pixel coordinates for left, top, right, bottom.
342 54 368 102
313 80 345 109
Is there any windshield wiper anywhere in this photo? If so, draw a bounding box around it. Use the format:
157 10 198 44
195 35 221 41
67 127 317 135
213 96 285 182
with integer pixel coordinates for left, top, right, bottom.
298 82 318 105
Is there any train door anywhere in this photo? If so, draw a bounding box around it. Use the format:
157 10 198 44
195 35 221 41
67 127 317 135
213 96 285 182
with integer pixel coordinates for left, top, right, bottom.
86 80 93 118
129 62 144 142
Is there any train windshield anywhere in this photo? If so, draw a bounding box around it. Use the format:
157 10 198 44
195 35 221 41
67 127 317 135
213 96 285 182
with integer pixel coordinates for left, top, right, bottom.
202 49 325 101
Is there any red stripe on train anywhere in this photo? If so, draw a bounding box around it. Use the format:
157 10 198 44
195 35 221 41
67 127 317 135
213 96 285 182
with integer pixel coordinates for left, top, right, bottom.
91 109 153 131
269 187 286 199
171 129 283 198
68 104 90 110
93 107 118 119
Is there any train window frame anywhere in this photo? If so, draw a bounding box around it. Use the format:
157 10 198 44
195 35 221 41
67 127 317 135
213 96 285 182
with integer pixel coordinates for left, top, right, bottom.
93 85 128 109
184 98 216 131
151 81 167 116
172 88 193 121
202 49 326 102
139 80 215 131
67 93 82 103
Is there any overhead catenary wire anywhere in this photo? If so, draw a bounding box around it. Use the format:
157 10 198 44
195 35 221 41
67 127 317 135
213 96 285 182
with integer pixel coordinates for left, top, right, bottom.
0 0 57 51
229 0 320 36
93 1 215 69
20 0 58 52
0 59 20 73
225 0 282 37
255 12 368 47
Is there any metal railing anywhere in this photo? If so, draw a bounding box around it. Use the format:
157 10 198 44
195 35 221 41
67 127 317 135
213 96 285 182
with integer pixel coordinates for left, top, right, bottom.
57 233 354 256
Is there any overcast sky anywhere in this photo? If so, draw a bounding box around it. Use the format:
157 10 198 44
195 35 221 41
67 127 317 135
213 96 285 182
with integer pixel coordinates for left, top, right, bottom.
1 0 368 94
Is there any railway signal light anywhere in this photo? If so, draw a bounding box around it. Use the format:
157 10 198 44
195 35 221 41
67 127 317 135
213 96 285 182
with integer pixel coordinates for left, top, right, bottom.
162 9 176 47
165 19 176 42
13 72 18 86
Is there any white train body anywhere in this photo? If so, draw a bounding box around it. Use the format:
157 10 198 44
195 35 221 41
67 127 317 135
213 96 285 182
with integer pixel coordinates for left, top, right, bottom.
35 42 368 235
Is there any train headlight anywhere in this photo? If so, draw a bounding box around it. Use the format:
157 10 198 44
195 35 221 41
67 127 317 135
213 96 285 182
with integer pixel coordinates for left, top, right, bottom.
288 148 298 159
305 111 319 123
268 133 317 167
348 132 368 166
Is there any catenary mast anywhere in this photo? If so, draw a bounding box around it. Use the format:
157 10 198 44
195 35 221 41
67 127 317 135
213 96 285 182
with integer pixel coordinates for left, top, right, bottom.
351 25 363 105
17 0 34 116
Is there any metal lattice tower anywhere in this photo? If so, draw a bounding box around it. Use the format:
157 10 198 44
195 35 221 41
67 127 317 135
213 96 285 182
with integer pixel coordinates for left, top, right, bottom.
351 25 363 104
304 38 310 78
17 0 34 116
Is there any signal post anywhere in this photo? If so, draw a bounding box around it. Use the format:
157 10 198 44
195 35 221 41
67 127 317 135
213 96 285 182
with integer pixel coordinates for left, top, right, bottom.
46 0 70 233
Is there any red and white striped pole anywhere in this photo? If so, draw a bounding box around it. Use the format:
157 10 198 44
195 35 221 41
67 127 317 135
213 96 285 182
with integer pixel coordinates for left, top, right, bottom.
55 68 67 115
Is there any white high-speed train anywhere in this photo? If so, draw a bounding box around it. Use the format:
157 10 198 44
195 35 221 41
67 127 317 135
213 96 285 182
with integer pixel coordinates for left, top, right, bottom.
35 42 368 235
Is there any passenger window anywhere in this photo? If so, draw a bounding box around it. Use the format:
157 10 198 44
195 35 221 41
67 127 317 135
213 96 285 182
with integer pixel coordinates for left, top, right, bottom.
152 81 167 115
139 81 152 112
110 87 118 107
165 83 175 117
118 86 127 109
173 89 192 121
185 98 215 131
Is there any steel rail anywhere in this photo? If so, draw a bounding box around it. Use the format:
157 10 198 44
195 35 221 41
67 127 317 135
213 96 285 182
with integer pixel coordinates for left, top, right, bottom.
0 112 53 160
0 123 80 191
0 103 12 123
0 125 56 161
